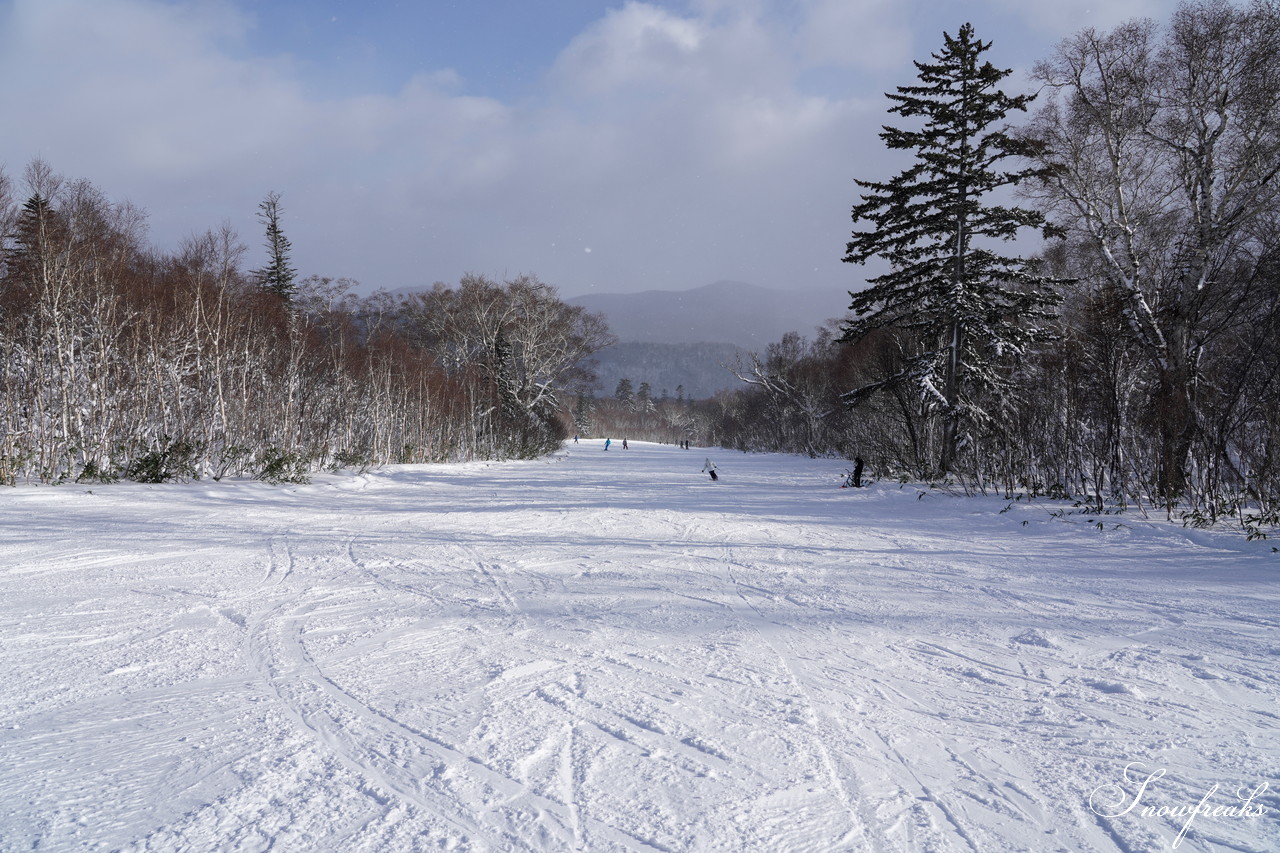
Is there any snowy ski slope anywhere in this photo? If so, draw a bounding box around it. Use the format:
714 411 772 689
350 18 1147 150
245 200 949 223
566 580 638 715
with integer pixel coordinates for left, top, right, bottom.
1 440 1277 851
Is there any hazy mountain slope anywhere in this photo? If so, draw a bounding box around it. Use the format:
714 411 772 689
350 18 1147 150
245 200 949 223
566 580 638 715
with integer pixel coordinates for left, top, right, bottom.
569 280 842 349
586 341 744 400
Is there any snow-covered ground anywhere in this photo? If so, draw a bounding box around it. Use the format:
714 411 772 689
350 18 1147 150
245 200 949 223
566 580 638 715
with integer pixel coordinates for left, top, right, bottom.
2 440 1277 852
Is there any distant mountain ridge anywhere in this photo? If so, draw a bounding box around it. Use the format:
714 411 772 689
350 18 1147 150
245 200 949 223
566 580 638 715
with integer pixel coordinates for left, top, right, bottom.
585 341 744 401
567 280 841 350
569 280 845 398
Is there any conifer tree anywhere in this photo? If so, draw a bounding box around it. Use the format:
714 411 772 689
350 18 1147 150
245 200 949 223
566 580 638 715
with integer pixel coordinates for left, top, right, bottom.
573 393 594 437
253 191 297 303
4 193 54 295
840 23 1058 475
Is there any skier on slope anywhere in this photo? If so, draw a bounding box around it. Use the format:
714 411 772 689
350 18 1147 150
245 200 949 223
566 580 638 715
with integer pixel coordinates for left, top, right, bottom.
702 458 718 481
604 438 611 451
842 456 864 488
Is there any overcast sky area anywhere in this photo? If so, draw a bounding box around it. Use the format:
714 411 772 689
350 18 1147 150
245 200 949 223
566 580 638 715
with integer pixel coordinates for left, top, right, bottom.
0 0 1182 299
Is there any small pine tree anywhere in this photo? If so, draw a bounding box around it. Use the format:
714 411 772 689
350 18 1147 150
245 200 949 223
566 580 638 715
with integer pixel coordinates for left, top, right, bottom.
253 191 297 303
840 22 1059 475
4 193 56 293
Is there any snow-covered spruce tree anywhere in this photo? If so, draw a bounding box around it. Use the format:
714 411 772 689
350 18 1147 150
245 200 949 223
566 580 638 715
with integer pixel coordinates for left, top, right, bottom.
572 392 594 437
840 23 1059 477
252 191 297 304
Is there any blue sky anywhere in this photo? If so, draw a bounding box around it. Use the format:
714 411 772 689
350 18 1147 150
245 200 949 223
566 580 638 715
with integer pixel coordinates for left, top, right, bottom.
238 1 622 100
0 0 1181 300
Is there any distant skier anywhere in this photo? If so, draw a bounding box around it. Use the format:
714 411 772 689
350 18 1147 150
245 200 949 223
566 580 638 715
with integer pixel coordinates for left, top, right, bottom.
622 439 629 450
604 438 611 451
702 458 718 481
573 434 579 444
853 457 864 488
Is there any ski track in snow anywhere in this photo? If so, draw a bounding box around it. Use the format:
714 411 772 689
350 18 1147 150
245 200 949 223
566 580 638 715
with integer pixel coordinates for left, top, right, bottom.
1 441 1278 852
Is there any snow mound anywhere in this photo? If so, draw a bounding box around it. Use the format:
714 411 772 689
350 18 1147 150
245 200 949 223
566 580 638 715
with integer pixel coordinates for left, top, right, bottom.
1011 628 1059 649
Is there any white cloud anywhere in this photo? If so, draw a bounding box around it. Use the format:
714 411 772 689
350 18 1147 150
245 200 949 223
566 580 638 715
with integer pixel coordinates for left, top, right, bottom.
552 2 706 95
4 1 302 182
0 0 526 282
548 1 793 102
796 0 914 72
988 0 1169 35
0 0 1186 299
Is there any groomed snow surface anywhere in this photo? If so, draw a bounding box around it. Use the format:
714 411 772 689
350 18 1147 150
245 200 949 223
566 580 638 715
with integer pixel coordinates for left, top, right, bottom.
2 440 1277 852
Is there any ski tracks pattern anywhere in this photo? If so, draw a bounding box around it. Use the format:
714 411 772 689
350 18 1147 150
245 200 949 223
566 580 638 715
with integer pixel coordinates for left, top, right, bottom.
5 450 1278 852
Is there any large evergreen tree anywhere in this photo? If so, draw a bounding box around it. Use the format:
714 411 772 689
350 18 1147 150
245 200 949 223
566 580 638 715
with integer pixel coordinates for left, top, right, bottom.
253 191 297 303
614 377 634 406
840 23 1058 475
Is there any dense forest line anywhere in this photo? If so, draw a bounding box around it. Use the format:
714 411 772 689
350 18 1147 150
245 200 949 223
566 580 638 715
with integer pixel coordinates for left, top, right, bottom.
0 161 612 485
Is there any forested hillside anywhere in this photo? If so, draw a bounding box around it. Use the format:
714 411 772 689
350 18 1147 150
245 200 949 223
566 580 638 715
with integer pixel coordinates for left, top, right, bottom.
588 341 744 401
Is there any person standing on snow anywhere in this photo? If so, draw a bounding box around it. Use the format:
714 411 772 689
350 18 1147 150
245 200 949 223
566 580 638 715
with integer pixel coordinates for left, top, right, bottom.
604 438 611 451
702 458 718 481
622 439 629 450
